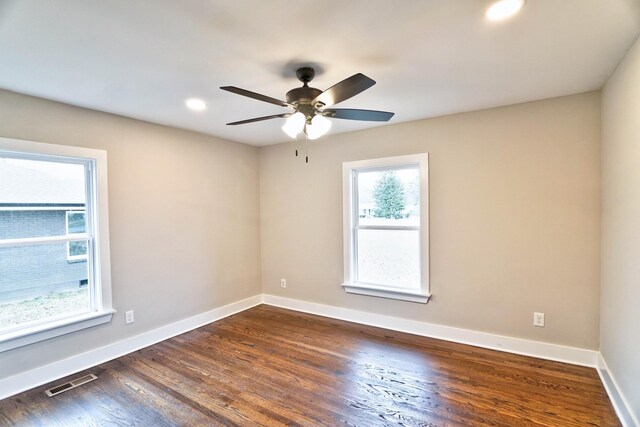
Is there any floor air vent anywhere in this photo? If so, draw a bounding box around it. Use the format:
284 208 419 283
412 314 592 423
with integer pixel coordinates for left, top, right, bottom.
45 373 98 397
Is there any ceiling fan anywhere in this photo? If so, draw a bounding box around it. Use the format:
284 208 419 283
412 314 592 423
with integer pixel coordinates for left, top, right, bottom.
220 67 394 141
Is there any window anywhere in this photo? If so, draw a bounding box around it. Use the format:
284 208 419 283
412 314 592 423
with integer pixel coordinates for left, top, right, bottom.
66 211 88 260
342 154 430 303
0 137 114 352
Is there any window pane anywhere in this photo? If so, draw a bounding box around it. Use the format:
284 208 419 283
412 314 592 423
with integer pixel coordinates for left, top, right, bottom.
69 241 88 258
357 167 420 226
0 158 86 239
0 242 90 331
356 229 420 289
67 212 86 234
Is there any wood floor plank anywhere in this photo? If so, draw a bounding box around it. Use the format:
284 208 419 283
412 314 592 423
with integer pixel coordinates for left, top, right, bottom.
0 305 620 426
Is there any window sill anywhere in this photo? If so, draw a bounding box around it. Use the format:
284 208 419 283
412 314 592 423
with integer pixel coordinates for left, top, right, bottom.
0 309 116 353
342 283 430 303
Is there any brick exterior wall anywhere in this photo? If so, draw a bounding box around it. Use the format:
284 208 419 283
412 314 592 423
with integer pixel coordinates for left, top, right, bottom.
0 210 87 303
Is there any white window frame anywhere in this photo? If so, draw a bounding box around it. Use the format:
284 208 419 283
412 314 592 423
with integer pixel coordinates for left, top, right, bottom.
342 153 430 303
0 137 114 352
66 210 88 261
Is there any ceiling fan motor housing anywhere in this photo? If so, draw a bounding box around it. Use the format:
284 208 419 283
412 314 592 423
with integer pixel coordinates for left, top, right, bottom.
286 66 325 116
286 86 322 106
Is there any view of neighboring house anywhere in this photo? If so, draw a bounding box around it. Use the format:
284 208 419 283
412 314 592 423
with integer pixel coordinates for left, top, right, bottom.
0 159 87 304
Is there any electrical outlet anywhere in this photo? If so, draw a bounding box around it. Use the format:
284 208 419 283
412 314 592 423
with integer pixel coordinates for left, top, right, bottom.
281 278 287 288
125 310 135 325
533 312 545 327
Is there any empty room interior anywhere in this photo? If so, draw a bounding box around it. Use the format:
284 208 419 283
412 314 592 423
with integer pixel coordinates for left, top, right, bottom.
0 0 639 425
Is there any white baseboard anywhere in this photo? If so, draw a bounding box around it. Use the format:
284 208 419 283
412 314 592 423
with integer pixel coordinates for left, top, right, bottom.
0 292 616 418
597 353 639 427
0 294 262 401
262 294 598 367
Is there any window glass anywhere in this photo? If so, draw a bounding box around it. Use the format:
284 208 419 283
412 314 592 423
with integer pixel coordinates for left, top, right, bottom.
69 241 88 258
66 211 88 259
67 212 86 234
0 155 93 333
354 165 421 289
356 228 420 288
0 242 90 330
357 168 420 227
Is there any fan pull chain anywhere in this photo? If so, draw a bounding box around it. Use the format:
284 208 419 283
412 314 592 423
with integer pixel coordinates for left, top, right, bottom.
289 130 309 163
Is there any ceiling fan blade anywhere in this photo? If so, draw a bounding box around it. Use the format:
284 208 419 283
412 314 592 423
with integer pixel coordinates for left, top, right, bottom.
220 86 292 108
324 108 394 122
226 113 291 126
312 73 376 107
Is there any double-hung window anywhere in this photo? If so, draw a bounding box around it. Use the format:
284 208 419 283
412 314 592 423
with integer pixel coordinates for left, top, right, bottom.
0 137 114 352
342 153 430 303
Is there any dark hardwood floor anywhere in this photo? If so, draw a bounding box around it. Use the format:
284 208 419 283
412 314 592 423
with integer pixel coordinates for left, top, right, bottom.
0 305 620 426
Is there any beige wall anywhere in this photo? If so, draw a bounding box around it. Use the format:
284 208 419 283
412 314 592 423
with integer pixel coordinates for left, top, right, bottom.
0 87 604 384
601 36 640 420
0 89 261 378
260 92 601 349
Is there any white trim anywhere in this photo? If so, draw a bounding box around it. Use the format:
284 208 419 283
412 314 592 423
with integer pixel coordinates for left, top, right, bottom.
0 206 82 211
0 310 115 353
342 153 430 301
597 353 639 427
342 283 430 303
262 294 598 367
356 225 420 231
0 137 113 348
0 234 89 247
1 292 621 421
0 295 262 400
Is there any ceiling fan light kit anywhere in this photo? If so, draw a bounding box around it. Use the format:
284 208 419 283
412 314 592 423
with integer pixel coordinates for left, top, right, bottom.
281 112 305 138
306 115 332 140
221 66 394 155
485 0 525 21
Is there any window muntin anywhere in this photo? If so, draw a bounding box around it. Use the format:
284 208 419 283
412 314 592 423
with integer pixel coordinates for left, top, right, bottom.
343 154 429 303
0 138 113 350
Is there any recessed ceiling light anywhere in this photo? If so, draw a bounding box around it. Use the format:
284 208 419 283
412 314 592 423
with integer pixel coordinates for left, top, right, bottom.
185 98 207 111
485 0 525 21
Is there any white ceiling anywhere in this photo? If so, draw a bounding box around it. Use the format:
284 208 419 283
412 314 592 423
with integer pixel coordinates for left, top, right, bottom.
0 0 638 146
